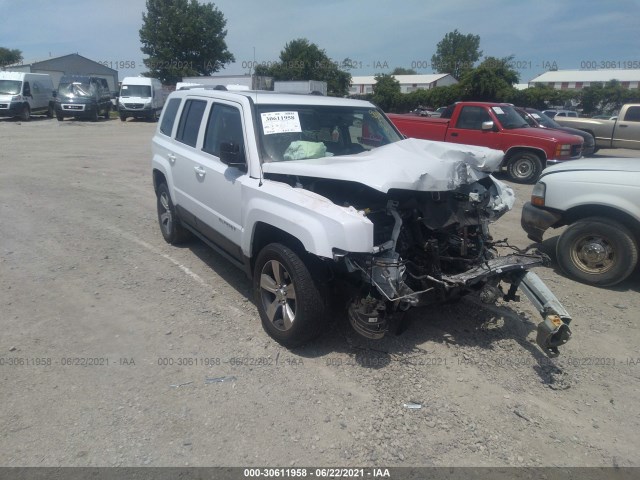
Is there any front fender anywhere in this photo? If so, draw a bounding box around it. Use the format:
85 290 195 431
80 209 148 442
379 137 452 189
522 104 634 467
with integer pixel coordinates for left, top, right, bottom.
242 181 374 258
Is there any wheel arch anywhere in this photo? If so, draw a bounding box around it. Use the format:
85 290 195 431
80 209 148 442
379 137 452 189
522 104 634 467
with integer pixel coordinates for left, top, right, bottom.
503 146 547 165
563 205 640 240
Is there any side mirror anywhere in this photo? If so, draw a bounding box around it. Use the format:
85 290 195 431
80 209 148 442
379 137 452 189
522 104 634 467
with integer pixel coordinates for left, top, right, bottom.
219 142 246 166
481 120 495 131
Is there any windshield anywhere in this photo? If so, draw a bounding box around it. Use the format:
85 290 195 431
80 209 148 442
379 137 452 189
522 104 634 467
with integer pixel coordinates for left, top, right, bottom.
58 82 95 97
491 105 529 129
526 109 560 128
120 84 151 98
255 105 402 162
0 80 22 95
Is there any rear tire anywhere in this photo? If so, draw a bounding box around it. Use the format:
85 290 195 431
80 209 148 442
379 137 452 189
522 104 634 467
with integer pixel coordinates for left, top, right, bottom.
253 243 326 347
556 217 638 287
507 152 543 184
156 183 190 244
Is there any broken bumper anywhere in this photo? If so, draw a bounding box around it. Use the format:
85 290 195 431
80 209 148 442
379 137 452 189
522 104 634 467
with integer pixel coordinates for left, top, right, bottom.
520 202 563 242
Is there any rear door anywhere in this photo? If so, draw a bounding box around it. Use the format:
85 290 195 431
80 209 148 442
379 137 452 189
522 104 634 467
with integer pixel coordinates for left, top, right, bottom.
612 106 640 150
445 105 502 150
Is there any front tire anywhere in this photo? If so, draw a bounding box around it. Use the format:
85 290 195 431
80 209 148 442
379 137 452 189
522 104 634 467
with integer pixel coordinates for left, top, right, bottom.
20 104 30 121
253 244 326 347
156 183 190 244
103 104 110 119
507 152 543 184
556 217 638 287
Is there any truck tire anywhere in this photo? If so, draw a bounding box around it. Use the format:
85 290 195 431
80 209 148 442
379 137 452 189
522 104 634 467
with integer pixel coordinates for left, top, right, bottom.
103 104 110 120
90 108 99 122
253 243 326 347
20 104 30 121
556 217 638 287
156 183 190 244
506 152 543 184
47 103 55 118
120 114 127 122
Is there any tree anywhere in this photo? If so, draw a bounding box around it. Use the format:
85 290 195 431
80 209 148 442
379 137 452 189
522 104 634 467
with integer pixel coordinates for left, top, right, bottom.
255 38 351 97
456 57 519 102
391 67 417 75
139 0 234 85
431 29 482 80
0 47 23 67
372 74 401 111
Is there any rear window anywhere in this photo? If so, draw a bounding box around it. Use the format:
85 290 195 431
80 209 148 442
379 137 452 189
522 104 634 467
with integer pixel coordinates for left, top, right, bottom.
623 106 640 122
160 98 181 136
176 99 207 147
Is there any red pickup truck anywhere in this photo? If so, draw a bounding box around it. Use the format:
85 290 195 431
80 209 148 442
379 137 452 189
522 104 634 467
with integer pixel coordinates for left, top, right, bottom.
388 102 584 183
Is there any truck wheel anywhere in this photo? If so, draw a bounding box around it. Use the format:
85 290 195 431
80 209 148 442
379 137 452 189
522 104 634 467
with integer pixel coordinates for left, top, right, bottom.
507 152 543 184
91 108 99 122
20 104 30 121
47 103 54 118
156 183 190 244
120 114 127 122
56 112 64 121
556 217 638 287
253 243 326 347
103 104 110 119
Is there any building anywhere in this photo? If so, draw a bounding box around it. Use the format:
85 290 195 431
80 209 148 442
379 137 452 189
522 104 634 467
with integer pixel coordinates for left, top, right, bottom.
349 74 458 95
528 69 640 90
5 53 118 91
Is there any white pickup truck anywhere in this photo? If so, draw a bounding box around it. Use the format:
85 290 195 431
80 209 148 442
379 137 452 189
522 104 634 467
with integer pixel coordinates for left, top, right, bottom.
151 87 573 355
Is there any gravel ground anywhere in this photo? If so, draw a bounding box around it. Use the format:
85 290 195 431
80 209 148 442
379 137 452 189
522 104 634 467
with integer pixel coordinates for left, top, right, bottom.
1 116 639 468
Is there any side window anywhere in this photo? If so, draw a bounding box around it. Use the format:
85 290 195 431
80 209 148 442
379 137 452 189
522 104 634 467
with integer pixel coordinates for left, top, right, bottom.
203 104 244 157
456 106 491 130
23 81 31 96
623 106 640 122
160 98 181 136
176 99 207 147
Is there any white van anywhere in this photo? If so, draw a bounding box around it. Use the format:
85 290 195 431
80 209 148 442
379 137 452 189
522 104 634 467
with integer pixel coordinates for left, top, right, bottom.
0 72 55 120
118 77 165 121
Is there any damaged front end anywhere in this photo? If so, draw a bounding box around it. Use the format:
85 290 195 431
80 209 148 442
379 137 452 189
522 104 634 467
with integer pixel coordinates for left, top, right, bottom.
335 175 571 357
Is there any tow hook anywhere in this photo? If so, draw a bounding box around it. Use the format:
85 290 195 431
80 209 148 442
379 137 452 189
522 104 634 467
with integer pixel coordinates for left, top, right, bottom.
536 314 571 357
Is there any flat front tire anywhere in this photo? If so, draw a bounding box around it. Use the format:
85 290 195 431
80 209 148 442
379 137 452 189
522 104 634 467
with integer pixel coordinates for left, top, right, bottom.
156 183 190 244
507 152 543 184
556 217 638 286
253 243 326 347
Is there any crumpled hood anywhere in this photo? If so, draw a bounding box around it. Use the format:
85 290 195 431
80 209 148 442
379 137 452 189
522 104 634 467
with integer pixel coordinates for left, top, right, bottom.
262 138 505 193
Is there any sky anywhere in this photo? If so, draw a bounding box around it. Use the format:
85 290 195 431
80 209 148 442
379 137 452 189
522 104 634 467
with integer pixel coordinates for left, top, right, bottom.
1 0 640 83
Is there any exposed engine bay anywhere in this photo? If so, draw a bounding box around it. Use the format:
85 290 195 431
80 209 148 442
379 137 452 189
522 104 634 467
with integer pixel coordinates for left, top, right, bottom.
266 171 572 356
261 138 572 356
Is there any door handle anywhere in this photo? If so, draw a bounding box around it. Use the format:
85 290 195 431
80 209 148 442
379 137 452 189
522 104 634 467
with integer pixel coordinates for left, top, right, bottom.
167 153 176 164
450 132 458 137
618 124 628 128
194 165 206 177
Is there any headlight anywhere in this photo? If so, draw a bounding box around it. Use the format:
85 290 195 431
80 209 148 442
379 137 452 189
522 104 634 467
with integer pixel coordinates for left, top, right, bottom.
11 95 22 101
531 182 546 206
554 144 571 157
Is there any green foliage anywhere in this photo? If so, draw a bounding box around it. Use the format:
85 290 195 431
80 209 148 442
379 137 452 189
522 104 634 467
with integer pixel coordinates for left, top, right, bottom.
139 0 234 85
579 80 640 114
255 39 351 96
431 30 482 80
0 47 23 67
372 74 401 111
391 67 417 75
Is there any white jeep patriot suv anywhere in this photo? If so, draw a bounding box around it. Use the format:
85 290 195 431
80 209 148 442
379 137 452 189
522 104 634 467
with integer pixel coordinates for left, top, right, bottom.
151 86 573 355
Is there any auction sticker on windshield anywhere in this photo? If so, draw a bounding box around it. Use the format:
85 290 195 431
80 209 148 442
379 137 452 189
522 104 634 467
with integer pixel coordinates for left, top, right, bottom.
261 111 302 135
492 106 505 115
